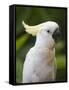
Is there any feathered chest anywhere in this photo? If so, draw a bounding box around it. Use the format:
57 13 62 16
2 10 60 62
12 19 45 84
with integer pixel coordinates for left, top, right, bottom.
33 47 55 65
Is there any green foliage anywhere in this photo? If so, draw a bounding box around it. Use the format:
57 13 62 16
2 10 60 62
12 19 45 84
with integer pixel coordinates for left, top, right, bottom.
16 34 29 52
56 55 66 81
16 6 67 83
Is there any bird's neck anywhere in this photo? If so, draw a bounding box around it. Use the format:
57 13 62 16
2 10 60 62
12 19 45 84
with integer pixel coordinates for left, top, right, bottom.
34 34 55 50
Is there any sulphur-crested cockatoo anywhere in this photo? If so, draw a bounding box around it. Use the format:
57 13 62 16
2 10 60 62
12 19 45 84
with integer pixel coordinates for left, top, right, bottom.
22 21 60 83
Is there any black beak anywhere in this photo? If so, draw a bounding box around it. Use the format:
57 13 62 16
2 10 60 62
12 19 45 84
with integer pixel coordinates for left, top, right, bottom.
52 29 61 42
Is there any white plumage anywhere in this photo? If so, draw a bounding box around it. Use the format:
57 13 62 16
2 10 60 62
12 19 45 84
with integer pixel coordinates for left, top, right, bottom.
22 21 59 83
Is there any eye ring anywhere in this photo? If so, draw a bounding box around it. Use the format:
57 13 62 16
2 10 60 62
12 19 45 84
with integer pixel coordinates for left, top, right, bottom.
47 30 50 33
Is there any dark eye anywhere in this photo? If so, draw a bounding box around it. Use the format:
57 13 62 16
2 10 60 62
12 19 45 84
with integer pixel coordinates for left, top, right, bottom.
47 30 50 33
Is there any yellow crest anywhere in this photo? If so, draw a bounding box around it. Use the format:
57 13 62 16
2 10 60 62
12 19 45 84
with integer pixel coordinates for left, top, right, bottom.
22 21 40 36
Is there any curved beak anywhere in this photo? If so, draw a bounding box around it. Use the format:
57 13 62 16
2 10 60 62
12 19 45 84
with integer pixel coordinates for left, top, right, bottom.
52 29 61 42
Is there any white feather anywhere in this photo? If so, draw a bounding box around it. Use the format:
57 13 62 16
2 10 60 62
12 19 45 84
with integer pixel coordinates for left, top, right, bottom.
22 21 59 83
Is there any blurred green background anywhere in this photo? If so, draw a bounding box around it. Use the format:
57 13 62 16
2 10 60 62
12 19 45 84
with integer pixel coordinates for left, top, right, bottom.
16 6 67 83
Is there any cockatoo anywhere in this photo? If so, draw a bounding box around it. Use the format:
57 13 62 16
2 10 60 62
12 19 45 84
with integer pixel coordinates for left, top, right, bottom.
22 21 60 83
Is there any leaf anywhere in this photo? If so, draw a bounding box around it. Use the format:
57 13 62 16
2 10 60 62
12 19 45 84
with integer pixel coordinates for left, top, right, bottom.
16 34 29 52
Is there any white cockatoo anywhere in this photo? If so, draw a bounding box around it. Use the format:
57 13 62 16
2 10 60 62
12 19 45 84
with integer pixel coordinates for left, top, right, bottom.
22 21 60 83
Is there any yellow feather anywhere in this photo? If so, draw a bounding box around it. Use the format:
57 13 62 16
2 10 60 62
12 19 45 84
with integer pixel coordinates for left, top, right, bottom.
22 21 39 36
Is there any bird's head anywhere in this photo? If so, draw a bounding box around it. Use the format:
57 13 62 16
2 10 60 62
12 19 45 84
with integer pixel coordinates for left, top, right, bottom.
22 21 60 43
38 21 61 43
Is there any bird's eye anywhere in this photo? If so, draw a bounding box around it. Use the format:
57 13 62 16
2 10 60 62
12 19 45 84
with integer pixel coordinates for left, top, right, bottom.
47 30 50 33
